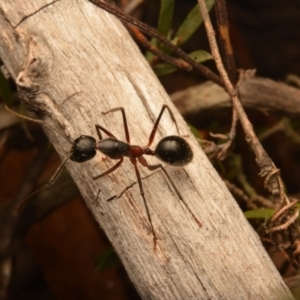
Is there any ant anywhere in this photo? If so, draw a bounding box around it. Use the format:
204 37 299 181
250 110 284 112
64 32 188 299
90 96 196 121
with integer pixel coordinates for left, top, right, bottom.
5 105 201 248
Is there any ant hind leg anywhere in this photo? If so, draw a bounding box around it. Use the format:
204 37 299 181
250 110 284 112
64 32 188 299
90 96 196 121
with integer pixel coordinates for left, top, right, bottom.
147 105 180 147
131 158 157 250
139 157 202 228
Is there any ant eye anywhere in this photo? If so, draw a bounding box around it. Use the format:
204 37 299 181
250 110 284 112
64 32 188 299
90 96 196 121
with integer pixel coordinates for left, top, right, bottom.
155 135 193 166
71 135 96 162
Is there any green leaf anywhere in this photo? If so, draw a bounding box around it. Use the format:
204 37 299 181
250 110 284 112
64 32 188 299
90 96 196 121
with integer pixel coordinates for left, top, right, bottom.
154 63 177 76
245 203 300 220
94 248 120 272
175 0 215 45
157 0 174 37
189 50 212 63
244 209 274 219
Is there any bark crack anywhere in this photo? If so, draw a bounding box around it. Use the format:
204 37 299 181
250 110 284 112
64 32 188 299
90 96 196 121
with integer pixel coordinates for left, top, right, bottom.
14 0 60 29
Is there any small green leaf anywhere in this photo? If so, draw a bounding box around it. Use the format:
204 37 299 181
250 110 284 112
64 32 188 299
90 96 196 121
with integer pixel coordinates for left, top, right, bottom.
94 248 120 272
154 63 177 76
189 50 212 63
171 36 181 47
244 209 274 219
157 0 174 37
245 203 300 220
175 0 215 45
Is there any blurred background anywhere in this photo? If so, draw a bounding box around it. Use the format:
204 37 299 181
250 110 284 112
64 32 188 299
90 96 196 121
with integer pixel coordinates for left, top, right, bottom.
1 0 300 299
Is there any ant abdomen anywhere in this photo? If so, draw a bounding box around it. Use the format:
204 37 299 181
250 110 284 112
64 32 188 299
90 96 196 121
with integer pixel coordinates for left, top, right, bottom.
71 135 97 162
154 135 193 166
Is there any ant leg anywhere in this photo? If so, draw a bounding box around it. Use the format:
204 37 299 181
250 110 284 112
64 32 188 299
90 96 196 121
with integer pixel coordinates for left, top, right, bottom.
95 124 117 140
130 158 157 249
102 107 130 143
147 105 180 147
93 157 123 179
138 157 202 227
19 153 73 212
144 162 183 200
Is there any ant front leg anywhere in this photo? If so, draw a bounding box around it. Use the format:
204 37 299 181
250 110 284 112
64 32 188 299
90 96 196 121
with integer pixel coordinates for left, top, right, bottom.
93 157 124 180
102 107 130 143
95 124 117 140
147 105 180 147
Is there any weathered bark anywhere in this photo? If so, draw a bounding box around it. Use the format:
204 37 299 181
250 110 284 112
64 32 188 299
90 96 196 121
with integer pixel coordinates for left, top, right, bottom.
0 0 294 299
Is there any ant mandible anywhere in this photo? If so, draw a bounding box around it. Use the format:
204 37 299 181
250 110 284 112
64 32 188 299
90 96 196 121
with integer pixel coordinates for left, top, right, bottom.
5 105 201 248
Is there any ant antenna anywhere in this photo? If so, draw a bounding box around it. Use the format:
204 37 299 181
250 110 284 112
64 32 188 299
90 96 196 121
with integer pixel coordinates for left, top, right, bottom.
4 105 74 144
17 153 73 212
5 105 95 212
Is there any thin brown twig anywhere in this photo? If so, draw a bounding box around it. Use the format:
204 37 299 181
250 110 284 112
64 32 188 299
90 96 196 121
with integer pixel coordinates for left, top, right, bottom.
216 107 237 160
271 199 299 223
127 26 193 72
89 0 224 86
259 117 300 144
214 0 237 83
197 0 283 204
200 0 239 160
224 180 257 209
197 0 300 265
252 195 274 209
270 210 299 233
258 118 290 141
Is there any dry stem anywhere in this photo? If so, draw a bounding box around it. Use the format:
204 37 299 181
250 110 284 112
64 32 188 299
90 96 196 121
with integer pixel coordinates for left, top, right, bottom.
197 0 300 266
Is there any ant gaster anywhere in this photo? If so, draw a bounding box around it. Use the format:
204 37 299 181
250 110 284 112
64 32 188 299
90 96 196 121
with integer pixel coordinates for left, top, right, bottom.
6 105 201 248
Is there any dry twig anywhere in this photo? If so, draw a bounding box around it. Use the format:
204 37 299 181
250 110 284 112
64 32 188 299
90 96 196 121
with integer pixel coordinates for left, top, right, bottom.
89 0 224 85
198 0 300 266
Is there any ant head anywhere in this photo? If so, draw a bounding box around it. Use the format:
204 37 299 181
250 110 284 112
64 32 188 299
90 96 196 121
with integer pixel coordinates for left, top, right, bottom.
70 135 97 162
154 135 193 166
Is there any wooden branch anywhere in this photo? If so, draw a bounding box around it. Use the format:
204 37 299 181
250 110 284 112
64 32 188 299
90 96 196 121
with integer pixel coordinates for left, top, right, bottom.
171 77 300 119
0 0 293 299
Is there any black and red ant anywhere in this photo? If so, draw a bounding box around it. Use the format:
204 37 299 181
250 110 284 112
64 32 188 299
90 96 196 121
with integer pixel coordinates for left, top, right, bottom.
6 105 201 247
